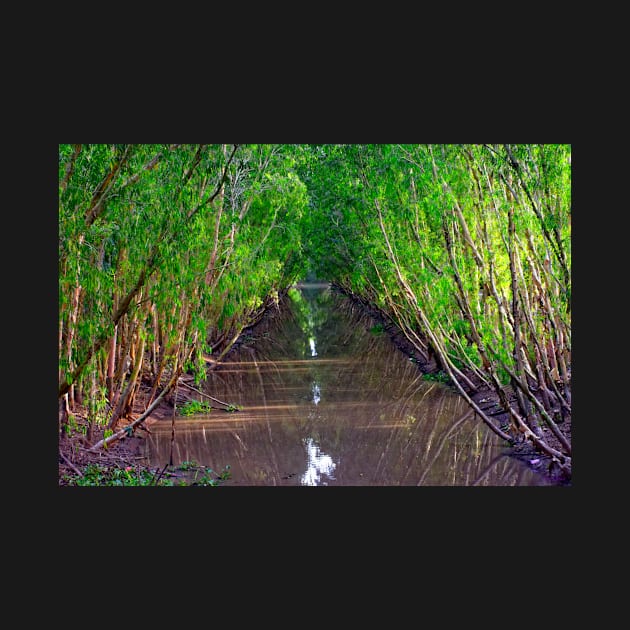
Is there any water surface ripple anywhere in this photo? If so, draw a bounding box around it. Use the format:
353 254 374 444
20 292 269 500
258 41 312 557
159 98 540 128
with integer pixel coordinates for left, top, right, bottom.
145 284 553 486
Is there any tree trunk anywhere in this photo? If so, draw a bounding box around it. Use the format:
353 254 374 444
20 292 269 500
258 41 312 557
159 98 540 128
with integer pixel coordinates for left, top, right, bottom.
106 325 117 401
89 368 180 452
108 331 145 429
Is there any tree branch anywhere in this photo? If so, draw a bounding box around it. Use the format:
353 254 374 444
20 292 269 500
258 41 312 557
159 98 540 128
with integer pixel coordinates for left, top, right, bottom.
88 369 180 452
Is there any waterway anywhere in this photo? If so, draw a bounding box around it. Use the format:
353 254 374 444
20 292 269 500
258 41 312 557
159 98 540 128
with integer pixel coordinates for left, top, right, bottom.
144 283 554 485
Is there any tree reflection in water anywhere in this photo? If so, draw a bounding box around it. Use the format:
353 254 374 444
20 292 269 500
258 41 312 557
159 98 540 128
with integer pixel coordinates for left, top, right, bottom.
144 284 555 486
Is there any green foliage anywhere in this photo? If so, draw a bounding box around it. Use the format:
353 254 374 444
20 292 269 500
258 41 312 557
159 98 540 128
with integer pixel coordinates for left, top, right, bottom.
178 400 213 416
63 414 85 437
178 460 199 470
59 144 311 412
63 463 172 486
61 462 232 486
422 371 450 383
175 461 232 485
293 143 569 402
60 144 570 442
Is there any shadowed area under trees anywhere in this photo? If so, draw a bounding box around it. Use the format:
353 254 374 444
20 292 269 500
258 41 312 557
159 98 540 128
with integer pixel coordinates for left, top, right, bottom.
58 144 571 485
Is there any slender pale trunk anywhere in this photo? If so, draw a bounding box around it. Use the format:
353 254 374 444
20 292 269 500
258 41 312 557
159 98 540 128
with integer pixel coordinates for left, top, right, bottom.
66 282 82 409
506 204 539 436
503 144 570 291
60 144 82 193
106 325 117 401
370 257 430 363
108 330 145 429
123 333 147 419
151 303 159 378
205 184 224 287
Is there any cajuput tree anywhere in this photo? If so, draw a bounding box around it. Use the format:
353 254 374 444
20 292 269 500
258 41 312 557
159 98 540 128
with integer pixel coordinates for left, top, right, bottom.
59 144 308 441
297 144 571 474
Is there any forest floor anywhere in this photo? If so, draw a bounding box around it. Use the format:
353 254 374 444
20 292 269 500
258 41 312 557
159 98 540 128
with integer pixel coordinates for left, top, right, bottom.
58 291 572 486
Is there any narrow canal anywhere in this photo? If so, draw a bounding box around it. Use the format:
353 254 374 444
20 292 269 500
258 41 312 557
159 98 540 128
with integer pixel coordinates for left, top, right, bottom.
145 283 554 485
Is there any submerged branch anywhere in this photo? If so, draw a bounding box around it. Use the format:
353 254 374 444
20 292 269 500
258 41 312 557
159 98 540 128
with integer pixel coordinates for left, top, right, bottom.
178 380 236 409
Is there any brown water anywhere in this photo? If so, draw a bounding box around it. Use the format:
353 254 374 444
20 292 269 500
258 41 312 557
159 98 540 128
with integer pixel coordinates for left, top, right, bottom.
144 283 553 485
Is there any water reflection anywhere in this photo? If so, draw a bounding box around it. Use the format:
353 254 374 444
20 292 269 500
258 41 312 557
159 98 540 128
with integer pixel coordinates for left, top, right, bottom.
145 283 554 485
311 382 321 405
301 437 337 485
